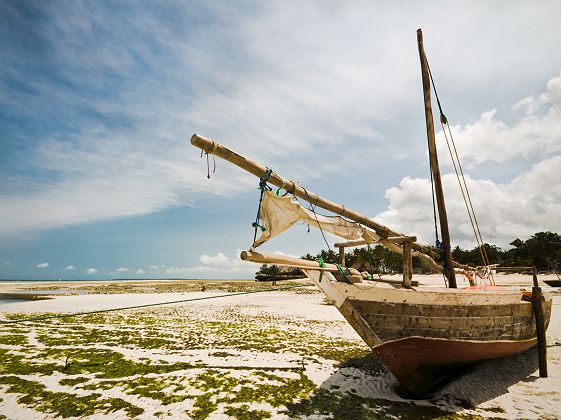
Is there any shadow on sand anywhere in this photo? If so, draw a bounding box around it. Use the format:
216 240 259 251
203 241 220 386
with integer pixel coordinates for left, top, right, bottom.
285 348 541 419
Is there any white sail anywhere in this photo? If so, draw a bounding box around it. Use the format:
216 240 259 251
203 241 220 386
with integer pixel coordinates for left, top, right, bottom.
254 191 379 247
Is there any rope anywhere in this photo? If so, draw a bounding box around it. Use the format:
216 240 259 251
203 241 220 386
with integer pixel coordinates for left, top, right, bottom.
301 186 333 255
200 146 216 179
426 59 494 285
440 123 493 283
0 284 309 325
252 168 273 246
335 263 353 284
317 257 325 282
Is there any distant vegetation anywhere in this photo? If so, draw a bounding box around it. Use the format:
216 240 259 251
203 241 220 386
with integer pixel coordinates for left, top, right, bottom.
255 231 561 278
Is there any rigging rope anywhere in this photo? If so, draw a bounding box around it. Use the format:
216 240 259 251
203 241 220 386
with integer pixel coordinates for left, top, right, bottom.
0 283 309 325
426 61 495 285
200 149 216 179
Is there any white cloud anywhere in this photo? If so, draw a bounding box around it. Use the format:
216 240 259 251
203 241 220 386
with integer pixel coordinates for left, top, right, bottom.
436 70 561 165
148 265 159 269
199 252 229 266
65 265 76 271
116 267 129 273
165 250 256 277
376 156 561 249
136 268 145 275
86 267 99 274
36 262 49 268
377 67 561 250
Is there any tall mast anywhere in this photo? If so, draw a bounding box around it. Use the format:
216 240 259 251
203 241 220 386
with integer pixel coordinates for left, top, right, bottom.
416 28 457 288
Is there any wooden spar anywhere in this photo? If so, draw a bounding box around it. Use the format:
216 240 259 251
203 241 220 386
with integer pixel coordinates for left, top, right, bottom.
334 237 471 273
334 236 417 248
191 133 442 272
240 250 361 276
191 134 393 237
417 29 457 288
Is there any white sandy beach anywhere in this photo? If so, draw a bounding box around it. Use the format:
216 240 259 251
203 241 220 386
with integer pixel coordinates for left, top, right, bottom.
1 274 560 419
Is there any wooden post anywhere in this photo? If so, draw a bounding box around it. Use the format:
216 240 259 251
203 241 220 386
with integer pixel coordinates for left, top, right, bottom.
402 241 413 288
417 28 457 288
532 266 548 377
339 246 345 265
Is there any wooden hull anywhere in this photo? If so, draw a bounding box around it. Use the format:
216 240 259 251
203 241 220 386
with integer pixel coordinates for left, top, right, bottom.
303 270 552 396
375 336 537 396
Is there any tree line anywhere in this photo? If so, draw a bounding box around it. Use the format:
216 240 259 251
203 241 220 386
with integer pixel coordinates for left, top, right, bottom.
256 231 561 278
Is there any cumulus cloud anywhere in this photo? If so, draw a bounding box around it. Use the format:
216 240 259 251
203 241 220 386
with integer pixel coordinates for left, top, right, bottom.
199 252 230 266
136 268 145 275
36 262 49 268
65 265 76 271
165 250 256 277
116 267 129 273
376 156 561 248
148 265 159 269
86 267 98 274
377 68 561 250
436 70 561 165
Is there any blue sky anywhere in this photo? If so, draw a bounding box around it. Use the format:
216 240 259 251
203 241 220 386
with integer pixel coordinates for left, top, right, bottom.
1 1 561 279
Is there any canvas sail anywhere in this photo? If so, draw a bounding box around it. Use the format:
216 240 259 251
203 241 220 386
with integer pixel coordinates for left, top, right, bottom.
253 191 379 247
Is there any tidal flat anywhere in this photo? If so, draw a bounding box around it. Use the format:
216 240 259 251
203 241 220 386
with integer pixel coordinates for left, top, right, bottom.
1 277 561 419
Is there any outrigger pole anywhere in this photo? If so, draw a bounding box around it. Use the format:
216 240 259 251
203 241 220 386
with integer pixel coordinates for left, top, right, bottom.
417 29 457 288
191 133 443 273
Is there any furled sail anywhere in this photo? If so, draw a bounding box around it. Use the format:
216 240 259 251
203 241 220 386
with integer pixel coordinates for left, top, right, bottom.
254 191 379 247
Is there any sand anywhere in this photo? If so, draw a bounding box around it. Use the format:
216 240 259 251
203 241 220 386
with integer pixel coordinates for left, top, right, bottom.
1 274 560 419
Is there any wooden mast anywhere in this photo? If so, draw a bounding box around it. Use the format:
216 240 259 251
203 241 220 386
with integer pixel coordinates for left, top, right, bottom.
417 28 457 288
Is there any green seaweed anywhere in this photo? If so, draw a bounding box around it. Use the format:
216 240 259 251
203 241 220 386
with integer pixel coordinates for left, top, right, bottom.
190 392 217 420
59 376 90 386
0 376 143 418
224 404 272 419
0 334 28 346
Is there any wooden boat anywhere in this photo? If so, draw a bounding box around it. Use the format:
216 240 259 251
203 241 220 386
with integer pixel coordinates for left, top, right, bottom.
190 29 552 396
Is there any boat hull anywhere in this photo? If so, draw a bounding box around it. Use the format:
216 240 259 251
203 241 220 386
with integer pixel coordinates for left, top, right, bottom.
375 336 537 396
303 269 552 396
